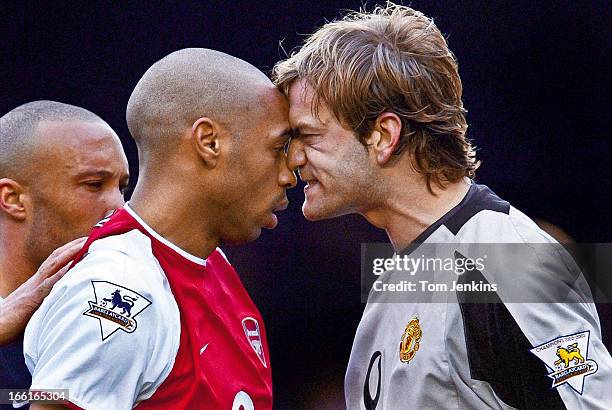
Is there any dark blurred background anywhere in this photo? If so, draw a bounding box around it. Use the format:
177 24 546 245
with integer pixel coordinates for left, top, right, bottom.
1 1 610 408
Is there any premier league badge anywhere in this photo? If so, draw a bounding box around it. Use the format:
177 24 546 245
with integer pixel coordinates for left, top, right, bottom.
530 331 598 394
83 281 152 341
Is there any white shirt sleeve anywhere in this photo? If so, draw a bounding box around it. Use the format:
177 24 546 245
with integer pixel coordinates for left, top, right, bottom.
23 230 180 410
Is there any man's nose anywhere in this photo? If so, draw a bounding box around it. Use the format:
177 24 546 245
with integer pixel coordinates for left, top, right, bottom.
287 138 306 173
279 155 297 189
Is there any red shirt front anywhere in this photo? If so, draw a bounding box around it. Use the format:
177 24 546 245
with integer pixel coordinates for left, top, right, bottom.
60 205 273 409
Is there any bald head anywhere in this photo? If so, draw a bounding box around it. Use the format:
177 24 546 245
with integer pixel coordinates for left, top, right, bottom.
126 48 274 158
0 100 106 181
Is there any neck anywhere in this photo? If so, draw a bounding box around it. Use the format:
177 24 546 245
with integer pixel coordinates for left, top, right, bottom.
0 227 37 297
128 173 219 260
362 176 471 252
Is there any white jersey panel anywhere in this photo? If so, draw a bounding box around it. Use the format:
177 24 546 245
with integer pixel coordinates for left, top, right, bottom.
24 229 181 410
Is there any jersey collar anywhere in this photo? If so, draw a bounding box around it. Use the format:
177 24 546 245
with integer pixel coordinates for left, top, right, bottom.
124 203 207 266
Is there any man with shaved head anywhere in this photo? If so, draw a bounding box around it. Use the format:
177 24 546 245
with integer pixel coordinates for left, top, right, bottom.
0 100 129 408
25 49 294 410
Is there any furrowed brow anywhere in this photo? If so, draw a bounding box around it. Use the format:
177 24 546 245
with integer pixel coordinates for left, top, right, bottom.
292 120 323 135
75 170 114 179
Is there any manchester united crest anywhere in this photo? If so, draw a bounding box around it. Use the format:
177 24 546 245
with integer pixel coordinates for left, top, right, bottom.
399 317 422 363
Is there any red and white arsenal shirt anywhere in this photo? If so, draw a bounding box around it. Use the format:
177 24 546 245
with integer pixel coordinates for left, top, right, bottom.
24 204 272 409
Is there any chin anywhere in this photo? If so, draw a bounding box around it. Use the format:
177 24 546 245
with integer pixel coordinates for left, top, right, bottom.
302 201 343 221
302 202 320 221
222 226 262 245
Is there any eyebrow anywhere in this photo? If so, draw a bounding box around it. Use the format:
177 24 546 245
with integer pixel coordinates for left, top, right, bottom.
76 170 130 185
291 120 324 135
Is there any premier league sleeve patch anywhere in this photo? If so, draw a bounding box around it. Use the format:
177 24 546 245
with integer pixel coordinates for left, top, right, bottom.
530 331 598 394
83 281 152 341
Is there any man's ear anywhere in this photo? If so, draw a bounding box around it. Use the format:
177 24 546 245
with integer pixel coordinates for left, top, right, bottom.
192 117 222 168
0 178 27 221
363 112 402 166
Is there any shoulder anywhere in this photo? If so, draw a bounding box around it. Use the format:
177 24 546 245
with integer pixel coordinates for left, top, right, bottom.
54 229 166 296
455 204 555 244
78 229 159 272
25 229 179 353
438 183 552 244
23 230 181 408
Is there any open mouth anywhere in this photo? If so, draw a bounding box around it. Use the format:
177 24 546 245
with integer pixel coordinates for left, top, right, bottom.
263 200 289 230
304 179 319 191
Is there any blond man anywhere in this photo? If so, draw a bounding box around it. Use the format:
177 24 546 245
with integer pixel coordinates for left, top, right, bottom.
274 4 611 409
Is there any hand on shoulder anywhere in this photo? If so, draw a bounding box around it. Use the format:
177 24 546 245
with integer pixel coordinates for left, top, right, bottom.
0 237 86 345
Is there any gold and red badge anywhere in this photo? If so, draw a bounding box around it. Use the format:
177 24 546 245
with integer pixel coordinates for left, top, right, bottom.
399 317 422 363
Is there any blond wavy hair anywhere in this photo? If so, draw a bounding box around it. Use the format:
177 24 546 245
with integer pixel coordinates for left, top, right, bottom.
273 2 479 192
